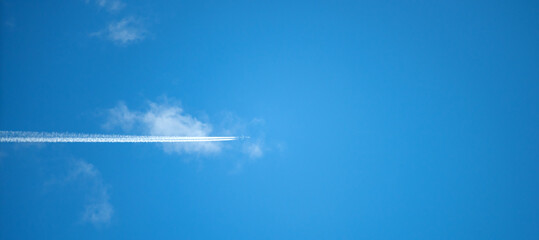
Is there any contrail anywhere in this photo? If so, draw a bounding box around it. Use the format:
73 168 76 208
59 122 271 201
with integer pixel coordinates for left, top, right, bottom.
0 131 238 143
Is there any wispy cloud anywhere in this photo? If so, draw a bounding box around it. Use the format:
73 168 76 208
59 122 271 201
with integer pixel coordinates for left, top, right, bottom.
84 0 149 46
102 102 137 131
244 141 263 159
92 17 147 45
88 0 125 11
68 159 113 226
107 17 146 44
219 114 266 160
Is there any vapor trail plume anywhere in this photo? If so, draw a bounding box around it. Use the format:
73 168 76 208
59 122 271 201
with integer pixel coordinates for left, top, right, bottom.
0 131 237 143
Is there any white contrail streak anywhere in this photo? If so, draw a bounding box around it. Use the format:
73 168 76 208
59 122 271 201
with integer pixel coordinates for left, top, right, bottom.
0 131 237 143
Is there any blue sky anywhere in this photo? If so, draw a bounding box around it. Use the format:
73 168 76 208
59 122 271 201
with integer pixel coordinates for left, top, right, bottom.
1 0 538 239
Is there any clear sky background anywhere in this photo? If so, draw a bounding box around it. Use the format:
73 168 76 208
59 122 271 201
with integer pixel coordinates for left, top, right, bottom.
1 0 538 239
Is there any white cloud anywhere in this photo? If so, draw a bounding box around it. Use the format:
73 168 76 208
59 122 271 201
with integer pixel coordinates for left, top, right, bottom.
68 159 113 225
104 100 269 165
143 103 222 154
105 101 222 155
